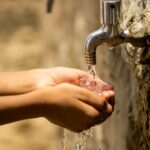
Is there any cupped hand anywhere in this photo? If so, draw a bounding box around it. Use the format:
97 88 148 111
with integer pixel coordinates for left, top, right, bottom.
32 67 85 89
40 83 115 132
31 67 115 132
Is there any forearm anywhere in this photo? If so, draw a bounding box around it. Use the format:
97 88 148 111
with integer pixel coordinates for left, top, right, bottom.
0 90 44 125
0 70 36 95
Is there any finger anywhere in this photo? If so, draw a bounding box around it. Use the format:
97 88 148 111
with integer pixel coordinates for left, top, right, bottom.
50 67 86 85
96 83 114 91
106 102 113 114
108 96 115 107
95 77 114 90
101 90 115 106
62 84 113 114
101 90 115 98
76 101 109 129
88 109 111 126
67 98 101 130
101 84 114 91
76 87 109 114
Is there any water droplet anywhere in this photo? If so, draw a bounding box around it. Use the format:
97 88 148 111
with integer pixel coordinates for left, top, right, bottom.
80 65 104 94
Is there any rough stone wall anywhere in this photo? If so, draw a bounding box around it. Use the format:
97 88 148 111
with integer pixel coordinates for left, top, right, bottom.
125 49 150 150
97 47 150 150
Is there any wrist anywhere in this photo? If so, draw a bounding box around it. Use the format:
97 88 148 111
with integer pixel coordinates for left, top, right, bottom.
32 87 53 117
27 88 48 118
0 70 38 95
30 69 54 90
0 89 47 125
22 68 52 92
35 86 58 119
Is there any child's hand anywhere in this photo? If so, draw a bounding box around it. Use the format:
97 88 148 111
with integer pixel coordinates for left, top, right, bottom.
0 67 115 131
33 67 85 89
0 67 84 95
39 83 115 132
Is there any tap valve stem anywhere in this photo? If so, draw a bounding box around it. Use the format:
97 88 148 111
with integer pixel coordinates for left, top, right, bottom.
101 0 120 26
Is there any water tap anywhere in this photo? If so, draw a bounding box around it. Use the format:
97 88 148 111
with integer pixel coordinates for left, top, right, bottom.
85 0 150 67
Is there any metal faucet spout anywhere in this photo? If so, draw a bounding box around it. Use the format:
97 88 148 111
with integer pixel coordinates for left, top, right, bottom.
85 0 150 67
85 26 110 66
85 0 121 67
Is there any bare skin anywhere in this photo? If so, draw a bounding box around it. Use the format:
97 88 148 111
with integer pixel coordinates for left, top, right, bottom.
0 67 115 132
0 67 85 95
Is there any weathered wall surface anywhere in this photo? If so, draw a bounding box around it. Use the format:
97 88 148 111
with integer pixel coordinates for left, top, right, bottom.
96 47 137 150
125 49 150 150
0 0 149 150
98 47 150 150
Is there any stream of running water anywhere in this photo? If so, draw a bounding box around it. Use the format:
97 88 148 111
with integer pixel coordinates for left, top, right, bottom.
62 66 103 150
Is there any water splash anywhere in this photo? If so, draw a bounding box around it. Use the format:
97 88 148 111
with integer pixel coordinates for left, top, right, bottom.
80 66 104 94
87 65 96 76
75 128 94 150
62 66 104 150
61 129 69 150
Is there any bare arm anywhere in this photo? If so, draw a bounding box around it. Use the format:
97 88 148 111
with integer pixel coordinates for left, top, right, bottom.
0 67 84 95
0 71 36 95
0 67 115 132
0 83 114 132
0 89 42 125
